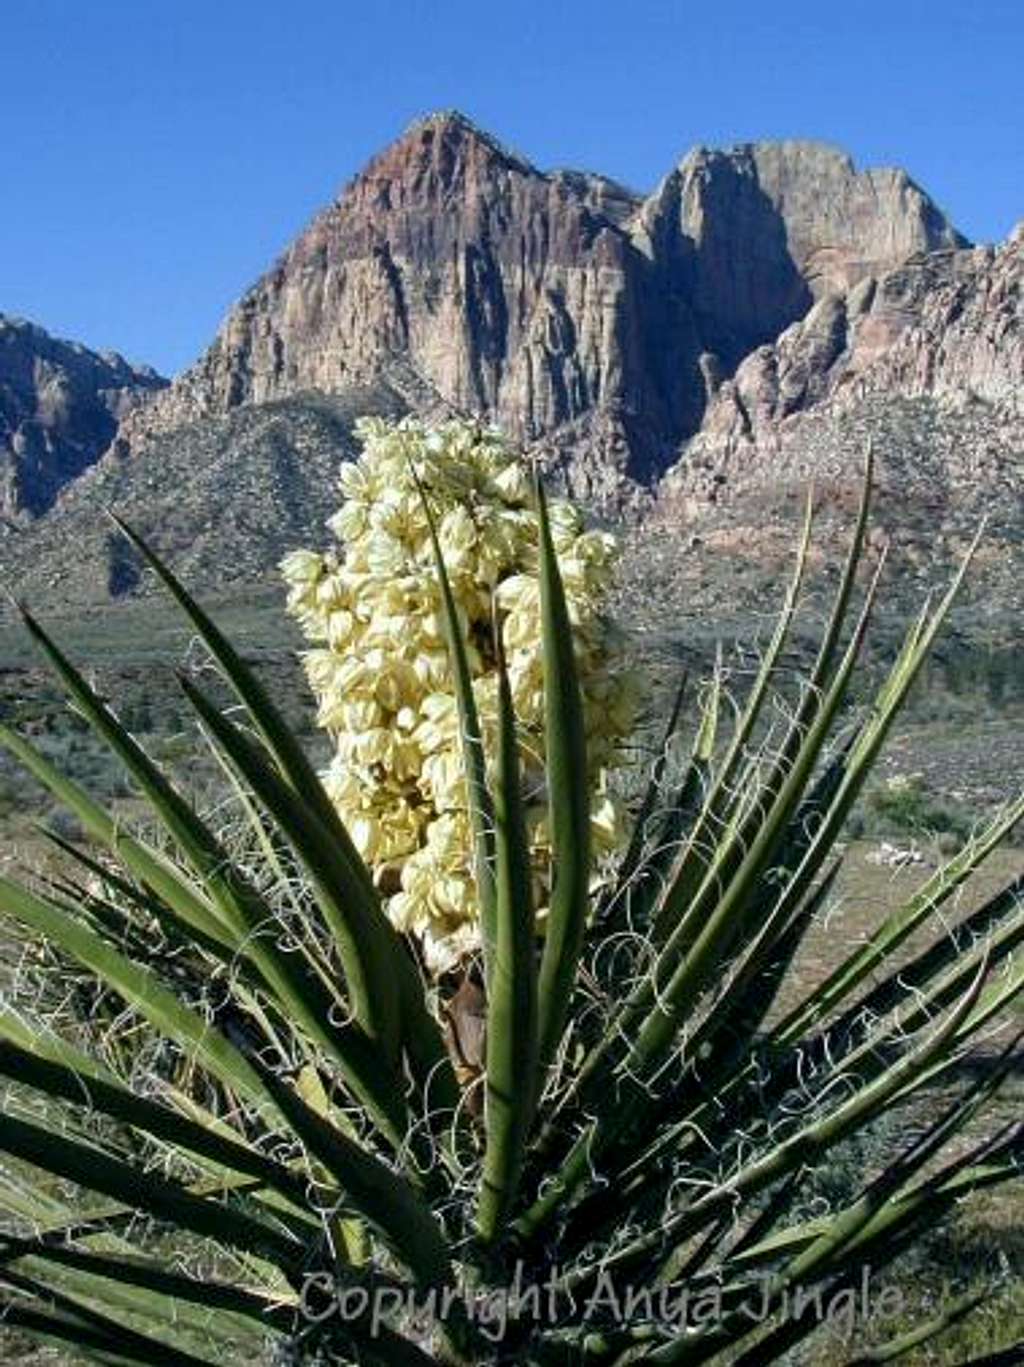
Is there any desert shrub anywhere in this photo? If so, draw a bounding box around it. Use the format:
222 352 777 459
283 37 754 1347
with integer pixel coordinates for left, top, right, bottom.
867 773 972 841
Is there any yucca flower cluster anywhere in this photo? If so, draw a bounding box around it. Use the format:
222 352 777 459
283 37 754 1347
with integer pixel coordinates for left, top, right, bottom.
281 417 637 972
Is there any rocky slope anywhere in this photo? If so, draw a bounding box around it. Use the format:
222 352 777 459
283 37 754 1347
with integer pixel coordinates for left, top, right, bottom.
631 140 965 425
109 113 963 499
661 225 1024 513
642 227 1024 677
1 387 410 606
0 316 165 518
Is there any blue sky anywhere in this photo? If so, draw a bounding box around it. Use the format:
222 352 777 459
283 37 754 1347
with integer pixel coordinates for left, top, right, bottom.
3 0 1021 376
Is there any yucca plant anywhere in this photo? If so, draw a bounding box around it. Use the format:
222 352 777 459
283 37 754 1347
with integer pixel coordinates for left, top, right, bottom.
0 456 1022 1366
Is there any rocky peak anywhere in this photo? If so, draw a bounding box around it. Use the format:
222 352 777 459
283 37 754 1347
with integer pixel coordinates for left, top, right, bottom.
660 226 1023 516
697 140 964 273
114 112 657 488
633 139 965 374
355 110 538 190
107 118 969 506
0 315 166 518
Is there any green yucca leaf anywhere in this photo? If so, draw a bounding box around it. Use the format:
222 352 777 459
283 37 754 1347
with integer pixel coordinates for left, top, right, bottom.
178 673 419 1141
647 482 853 966
29 826 259 995
776 792 1024 1044
806 445 876 687
0 1039 311 1209
627 546 887 1070
4 1241 289 1334
205 735 309 927
7 1252 270 1348
720 548 986 1012
830 871 1024 1053
573 555 881 1132
847 1288 990 1365
649 489 815 950
753 966 998 1191
0 1156 307 1269
16 607 256 943
477 624 537 1242
637 811 1021 1184
561 956 989 1304
107 519 433 1085
107 516 366 881
547 856 844 1262
810 1139 1022 1315
513 561 882 1241
15 608 393 1119
596 668 688 934
5 1241 437 1367
908 913 1024 1046
695 855 843 1055
0 1291 220 1367
180 673 459 1124
112 528 457 1132
0 997 123 1083
737 1031 1023 1278
534 477 591 1075
249 1057 452 1291
0 876 270 1109
663 881 1023 1203
645 465 874 991
586 667 712 962
778 1068 995 1300
0 724 237 950
672 742 855 1077
794 878 1023 1087
0 1111 302 1272
2 451 1021 1367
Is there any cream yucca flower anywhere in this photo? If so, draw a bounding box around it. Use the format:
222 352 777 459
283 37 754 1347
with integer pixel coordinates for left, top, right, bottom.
282 416 637 973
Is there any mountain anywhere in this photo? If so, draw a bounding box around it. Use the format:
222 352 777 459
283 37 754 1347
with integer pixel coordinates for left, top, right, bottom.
644 226 1024 655
4 112 1018 615
1 388 409 603
0 315 166 518
110 113 963 498
665 224 1022 487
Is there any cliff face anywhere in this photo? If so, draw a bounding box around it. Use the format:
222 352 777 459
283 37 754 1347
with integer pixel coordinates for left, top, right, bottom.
118 114 661 486
662 227 1024 511
0 316 165 517
112 115 965 498
4 117 1021 614
634 140 965 380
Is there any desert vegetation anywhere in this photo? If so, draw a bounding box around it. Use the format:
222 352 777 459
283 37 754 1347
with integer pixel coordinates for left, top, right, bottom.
0 423 1022 1365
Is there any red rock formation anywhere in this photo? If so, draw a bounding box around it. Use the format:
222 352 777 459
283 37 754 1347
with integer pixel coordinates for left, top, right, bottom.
113 115 966 501
661 228 1023 512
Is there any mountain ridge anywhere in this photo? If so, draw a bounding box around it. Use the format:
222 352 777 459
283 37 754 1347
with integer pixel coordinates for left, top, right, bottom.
103 112 965 498
2 113 1020 619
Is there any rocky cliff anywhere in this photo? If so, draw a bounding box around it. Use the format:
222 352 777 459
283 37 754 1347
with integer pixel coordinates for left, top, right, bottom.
110 114 964 500
632 140 965 402
114 113 657 494
662 226 1024 512
642 222 1024 672
0 316 166 518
